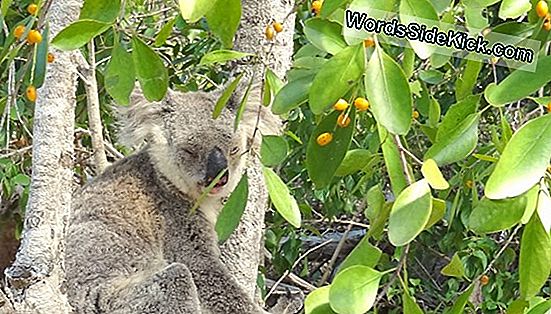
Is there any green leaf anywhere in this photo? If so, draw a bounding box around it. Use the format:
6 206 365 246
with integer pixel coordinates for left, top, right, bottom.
445 284 474 314
440 253 465 278
309 44 365 115
33 25 49 88
468 196 528 234
234 76 253 131
519 213 551 299
1 0 13 19
403 292 424 314
484 56 551 107
179 0 217 22
306 110 356 189
379 125 407 196
205 0 241 48
329 266 383 314
421 159 449 190
305 286 336 314
199 49 253 66
215 174 248 243
12 174 30 186
335 149 374 176
456 60 482 101
131 36 168 102
399 0 439 59
272 75 314 115
527 300 551 314
105 42 135 105
338 237 382 273
366 46 413 135
499 0 531 19
260 135 288 167
51 20 110 51
80 0 121 23
213 73 244 119
304 18 347 55
485 114 551 199
263 69 284 107
154 17 176 47
263 167 301 228
428 97 441 128
321 0 352 17
388 180 432 246
437 94 480 141
424 113 479 166
425 198 446 229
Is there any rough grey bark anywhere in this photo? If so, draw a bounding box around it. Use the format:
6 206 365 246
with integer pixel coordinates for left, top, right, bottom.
220 0 295 298
2 0 82 312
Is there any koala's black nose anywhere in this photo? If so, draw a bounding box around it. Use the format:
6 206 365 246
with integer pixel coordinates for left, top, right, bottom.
205 147 228 185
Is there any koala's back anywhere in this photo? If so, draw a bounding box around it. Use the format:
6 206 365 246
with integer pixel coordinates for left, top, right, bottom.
66 151 173 312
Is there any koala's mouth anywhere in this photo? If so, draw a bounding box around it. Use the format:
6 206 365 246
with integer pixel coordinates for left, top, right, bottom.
205 171 229 194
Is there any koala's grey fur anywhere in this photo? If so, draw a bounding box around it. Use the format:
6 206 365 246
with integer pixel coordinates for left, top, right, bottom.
65 85 278 313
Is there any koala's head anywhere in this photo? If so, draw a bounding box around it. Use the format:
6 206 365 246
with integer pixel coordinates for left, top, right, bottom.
119 84 279 204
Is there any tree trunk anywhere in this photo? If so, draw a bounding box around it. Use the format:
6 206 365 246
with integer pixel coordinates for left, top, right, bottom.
2 0 82 312
220 0 295 298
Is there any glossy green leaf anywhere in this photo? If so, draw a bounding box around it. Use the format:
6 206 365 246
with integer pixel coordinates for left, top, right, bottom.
179 0 217 22
306 110 356 189
441 253 465 278
399 0 439 59
272 75 314 115
309 44 365 115
403 292 424 314
304 18 347 55
80 0 121 23
455 60 482 101
428 97 441 128
335 149 374 176
263 167 301 228
527 300 551 314
213 73 244 119
51 20 110 51
12 174 30 186
338 237 382 273
305 286 336 314
445 284 474 314
421 159 449 190
263 69 284 106
215 174 248 243
366 46 412 135
329 266 382 314
425 198 446 229
484 56 551 107
154 17 176 47
199 49 253 65
468 196 528 234
438 95 480 140
425 113 479 166
105 42 135 105
33 25 49 88
379 125 407 196
206 0 241 48
519 213 551 299
485 114 551 199
388 180 432 246
499 0 531 19
233 76 253 131
260 135 288 167
132 37 168 102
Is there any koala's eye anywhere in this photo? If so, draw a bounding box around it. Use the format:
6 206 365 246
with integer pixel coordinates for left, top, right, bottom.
230 146 240 156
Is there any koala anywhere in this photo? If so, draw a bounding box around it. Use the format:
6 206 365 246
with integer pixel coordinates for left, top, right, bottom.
65 84 278 314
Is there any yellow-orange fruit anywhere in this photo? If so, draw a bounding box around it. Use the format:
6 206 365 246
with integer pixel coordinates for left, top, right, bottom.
412 110 420 119
265 25 274 40
26 30 42 44
333 99 349 111
316 132 333 146
363 38 375 48
26 86 37 102
337 114 351 128
273 22 283 33
353 97 369 111
27 3 38 15
312 0 322 14
546 102 551 113
537 0 549 18
480 275 489 286
47 53 55 63
465 180 474 188
13 25 26 38
544 20 551 31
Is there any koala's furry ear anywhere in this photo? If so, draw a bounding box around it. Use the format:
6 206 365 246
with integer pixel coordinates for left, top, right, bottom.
117 87 165 147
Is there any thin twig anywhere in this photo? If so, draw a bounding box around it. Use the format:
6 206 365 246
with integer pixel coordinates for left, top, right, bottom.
483 224 522 275
319 224 353 286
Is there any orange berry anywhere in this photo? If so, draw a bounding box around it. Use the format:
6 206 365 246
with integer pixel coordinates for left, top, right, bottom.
465 180 474 188
265 25 274 40
412 110 420 119
544 20 551 31
26 86 37 102
353 97 369 111
480 275 489 286
26 30 42 44
312 0 322 14
273 22 283 33
333 99 349 111
47 53 55 63
337 114 351 128
13 25 26 38
27 3 38 15
537 0 549 18
316 132 333 146
363 38 375 48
